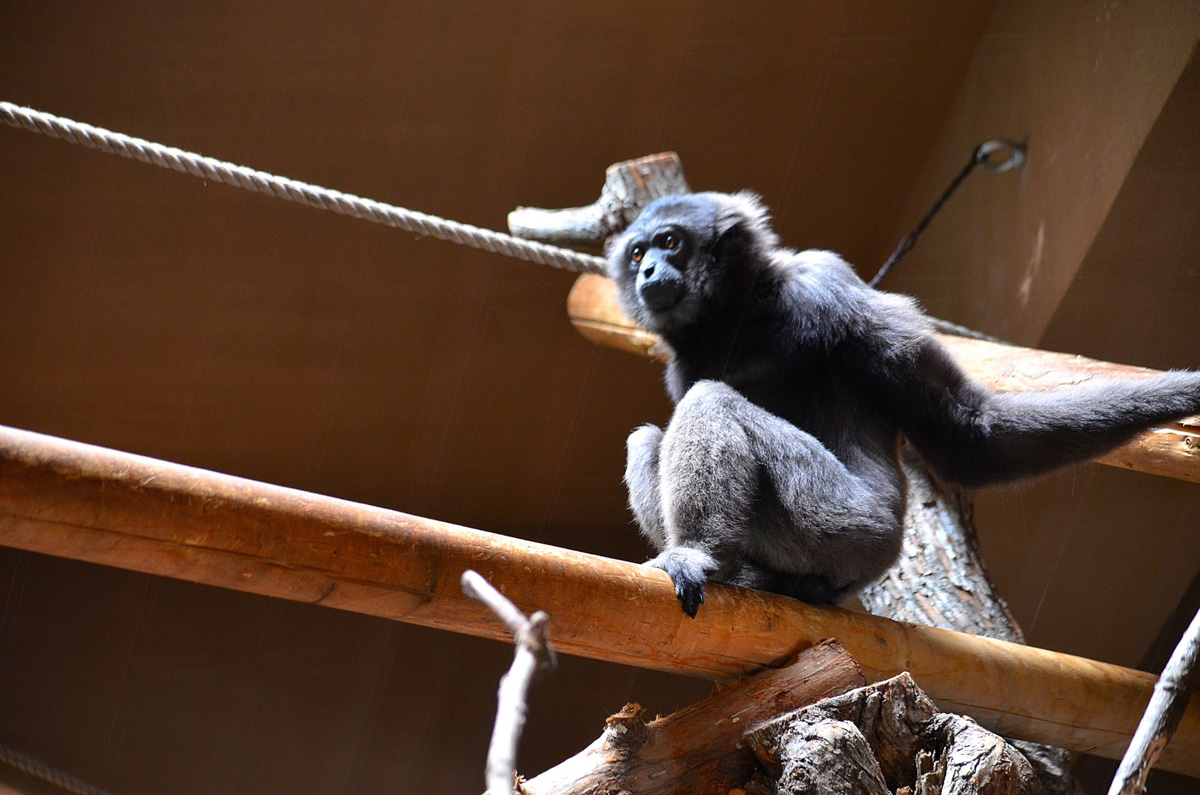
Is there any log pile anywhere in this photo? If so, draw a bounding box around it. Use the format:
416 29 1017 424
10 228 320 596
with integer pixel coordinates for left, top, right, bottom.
519 646 1042 795
521 640 863 795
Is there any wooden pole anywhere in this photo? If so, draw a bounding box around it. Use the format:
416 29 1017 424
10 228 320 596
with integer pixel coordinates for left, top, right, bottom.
566 273 1200 484
0 425 1198 775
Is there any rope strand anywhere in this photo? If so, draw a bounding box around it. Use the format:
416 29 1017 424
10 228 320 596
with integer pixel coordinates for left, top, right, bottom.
0 101 606 275
2 101 1019 344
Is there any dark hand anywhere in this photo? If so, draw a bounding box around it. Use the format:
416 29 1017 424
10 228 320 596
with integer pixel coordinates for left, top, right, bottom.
646 547 719 618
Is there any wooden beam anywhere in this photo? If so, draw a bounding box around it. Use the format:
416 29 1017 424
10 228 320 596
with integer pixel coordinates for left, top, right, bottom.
566 273 1200 484
0 425 1198 774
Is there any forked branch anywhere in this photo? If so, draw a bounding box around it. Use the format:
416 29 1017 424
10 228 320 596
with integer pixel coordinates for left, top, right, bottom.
461 570 556 795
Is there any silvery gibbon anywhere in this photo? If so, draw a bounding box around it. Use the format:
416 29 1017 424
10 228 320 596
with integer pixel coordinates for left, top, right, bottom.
609 192 1200 617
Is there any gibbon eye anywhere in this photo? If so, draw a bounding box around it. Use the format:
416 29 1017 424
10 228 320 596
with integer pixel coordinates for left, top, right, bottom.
664 233 680 250
631 245 645 264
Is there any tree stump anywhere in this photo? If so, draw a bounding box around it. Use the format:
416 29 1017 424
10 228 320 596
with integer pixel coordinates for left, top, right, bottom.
746 674 1041 795
518 640 863 795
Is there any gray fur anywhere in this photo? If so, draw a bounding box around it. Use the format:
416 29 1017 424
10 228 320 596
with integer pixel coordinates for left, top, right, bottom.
608 191 1200 617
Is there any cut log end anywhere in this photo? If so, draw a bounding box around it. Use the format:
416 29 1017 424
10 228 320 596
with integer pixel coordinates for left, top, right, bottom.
508 152 689 247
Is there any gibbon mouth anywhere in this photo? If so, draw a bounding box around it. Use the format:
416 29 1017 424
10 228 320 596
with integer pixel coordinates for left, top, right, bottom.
637 276 686 311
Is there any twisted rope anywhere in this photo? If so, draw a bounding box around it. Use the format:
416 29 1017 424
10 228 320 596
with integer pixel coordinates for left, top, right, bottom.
0 742 114 795
0 101 606 275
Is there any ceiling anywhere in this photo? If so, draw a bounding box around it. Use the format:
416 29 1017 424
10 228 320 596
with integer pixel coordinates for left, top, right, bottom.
1 2 1198 793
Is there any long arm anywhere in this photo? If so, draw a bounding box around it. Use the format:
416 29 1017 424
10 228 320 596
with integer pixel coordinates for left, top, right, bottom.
885 337 1200 487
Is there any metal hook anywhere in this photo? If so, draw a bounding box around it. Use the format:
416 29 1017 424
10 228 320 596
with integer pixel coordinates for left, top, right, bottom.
974 139 1026 173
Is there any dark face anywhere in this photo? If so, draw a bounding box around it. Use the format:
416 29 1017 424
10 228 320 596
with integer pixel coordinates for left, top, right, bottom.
607 195 723 335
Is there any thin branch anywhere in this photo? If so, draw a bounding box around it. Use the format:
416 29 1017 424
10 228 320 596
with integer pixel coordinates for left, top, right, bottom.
462 570 556 795
1108 605 1200 795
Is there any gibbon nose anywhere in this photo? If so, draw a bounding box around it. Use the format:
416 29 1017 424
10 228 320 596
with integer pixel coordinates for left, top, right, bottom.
637 262 685 310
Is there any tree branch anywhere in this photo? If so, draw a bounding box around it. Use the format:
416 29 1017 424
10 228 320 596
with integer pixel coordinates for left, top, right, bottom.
461 570 555 795
507 152 689 247
1108 605 1200 795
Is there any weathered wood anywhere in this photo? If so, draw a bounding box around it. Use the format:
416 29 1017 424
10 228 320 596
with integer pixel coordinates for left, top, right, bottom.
519 640 864 795
461 571 555 795
860 445 1024 643
755 719 890 795
1 424 1198 774
507 152 689 247
860 446 1080 795
1108 605 1200 795
748 674 1041 795
565 273 1200 483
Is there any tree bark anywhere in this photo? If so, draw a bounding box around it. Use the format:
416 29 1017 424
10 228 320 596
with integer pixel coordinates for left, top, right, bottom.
859 445 1081 795
507 152 689 247
519 640 864 795
747 674 1041 795
858 445 1022 643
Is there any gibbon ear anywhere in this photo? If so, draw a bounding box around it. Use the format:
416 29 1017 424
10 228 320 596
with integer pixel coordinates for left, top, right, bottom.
712 191 779 253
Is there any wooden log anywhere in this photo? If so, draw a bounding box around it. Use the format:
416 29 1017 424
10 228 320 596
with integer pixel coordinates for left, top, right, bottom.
860 446 1079 795
507 152 688 247
0 424 1199 774
747 673 1041 795
520 640 864 795
565 272 1200 484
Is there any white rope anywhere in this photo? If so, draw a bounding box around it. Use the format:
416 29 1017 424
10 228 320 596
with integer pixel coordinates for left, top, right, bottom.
0 102 606 275
0 741 114 795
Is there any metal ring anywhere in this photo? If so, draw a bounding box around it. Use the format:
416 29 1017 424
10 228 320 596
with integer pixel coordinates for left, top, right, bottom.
974 139 1026 173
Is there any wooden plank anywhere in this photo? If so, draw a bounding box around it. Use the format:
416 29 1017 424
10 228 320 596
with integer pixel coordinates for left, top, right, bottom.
567 273 1200 483
0 424 1198 774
